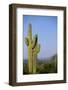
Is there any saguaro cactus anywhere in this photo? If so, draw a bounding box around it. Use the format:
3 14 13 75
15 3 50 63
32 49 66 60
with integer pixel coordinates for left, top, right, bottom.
25 23 40 74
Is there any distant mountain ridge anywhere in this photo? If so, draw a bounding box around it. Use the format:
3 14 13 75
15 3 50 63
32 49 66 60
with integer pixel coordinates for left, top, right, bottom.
24 54 57 64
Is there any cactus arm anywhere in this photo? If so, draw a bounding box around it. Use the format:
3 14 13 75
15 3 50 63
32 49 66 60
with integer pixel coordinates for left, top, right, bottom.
25 37 29 46
32 35 37 49
33 44 40 53
36 44 40 53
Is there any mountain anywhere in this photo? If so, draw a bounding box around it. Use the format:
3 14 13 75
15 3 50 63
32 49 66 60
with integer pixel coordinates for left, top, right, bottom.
23 59 28 64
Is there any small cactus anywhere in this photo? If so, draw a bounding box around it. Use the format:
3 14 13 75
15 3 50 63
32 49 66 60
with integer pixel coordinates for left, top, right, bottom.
25 23 40 74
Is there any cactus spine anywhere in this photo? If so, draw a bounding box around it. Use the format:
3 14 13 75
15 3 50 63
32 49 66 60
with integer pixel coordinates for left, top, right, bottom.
25 24 40 74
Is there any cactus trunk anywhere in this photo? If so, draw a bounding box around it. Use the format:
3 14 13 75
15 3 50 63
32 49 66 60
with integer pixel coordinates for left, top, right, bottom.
25 23 40 74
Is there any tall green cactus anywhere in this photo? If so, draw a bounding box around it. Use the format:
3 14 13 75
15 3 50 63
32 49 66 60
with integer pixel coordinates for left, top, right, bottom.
25 23 40 74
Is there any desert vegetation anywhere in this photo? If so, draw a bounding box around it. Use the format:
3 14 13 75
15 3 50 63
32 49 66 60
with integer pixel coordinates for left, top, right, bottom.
23 54 57 74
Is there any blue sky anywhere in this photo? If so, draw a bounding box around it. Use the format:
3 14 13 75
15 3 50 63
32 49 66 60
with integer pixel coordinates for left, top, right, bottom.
23 15 57 60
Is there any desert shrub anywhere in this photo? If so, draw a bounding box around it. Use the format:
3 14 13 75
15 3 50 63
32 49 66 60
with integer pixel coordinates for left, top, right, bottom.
23 55 57 74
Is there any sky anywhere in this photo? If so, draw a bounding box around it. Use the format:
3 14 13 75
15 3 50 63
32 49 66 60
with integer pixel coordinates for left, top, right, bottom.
23 15 57 60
